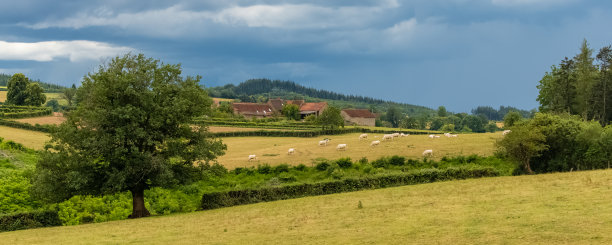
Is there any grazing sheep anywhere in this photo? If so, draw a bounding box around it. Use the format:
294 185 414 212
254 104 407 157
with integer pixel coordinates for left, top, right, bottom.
422 149 433 157
319 139 330 146
428 134 435 139
336 144 347 151
450 134 458 137
288 148 295 155
502 130 511 136
444 133 451 137
392 133 400 138
248 154 257 161
382 134 394 141
359 134 368 140
434 135 441 138
400 133 409 137
370 140 380 146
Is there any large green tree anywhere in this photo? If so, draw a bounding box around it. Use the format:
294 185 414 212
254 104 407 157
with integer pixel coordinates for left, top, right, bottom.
6 73 47 106
281 104 300 120
573 39 599 120
32 54 226 218
318 106 344 129
497 123 548 174
385 106 401 128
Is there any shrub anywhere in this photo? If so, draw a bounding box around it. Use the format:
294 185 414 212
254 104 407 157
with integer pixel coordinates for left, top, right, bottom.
389 156 405 166
294 164 307 171
273 164 290 174
315 161 331 171
257 164 272 174
0 210 61 232
278 172 297 182
335 157 353 168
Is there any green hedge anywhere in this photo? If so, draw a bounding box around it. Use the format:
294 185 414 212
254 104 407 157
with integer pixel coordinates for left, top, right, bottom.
0 119 53 133
201 167 498 210
0 105 52 119
0 210 61 232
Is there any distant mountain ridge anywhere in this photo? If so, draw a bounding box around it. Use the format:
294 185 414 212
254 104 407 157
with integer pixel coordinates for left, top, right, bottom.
207 78 434 116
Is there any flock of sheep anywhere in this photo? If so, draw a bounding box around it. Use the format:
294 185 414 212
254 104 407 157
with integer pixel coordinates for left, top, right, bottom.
247 130 512 161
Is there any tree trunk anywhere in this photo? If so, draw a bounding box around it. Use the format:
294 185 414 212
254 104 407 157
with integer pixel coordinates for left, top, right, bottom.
524 159 534 175
129 189 151 219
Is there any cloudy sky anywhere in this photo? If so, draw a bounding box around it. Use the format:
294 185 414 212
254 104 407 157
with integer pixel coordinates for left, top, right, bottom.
1 0 611 112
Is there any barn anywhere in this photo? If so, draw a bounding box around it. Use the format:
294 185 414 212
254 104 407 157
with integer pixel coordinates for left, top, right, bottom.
341 109 376 126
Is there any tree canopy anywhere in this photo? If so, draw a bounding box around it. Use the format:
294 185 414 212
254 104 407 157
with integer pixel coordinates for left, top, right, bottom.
318 106 344 129
6 73 47 106
32 54 226 218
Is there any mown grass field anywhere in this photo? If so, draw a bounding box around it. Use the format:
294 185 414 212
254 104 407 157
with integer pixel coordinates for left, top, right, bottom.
218 132 501 169
2 169 611 244
0 128 501 168
0 126 49 150
11 113 65 126
0 91 6 102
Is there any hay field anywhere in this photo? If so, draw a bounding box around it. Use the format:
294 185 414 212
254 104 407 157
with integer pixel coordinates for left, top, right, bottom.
12 113 65 125
0 91 6 102
3 169 612 244
217 132 502 169
0 126 49 150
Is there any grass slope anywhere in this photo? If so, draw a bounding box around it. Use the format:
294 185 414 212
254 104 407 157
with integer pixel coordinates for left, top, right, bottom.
2 169 612 244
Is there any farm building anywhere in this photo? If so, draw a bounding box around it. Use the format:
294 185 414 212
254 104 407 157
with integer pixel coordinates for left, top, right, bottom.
299 102 327 118
232 103 275 118
341 109 376 126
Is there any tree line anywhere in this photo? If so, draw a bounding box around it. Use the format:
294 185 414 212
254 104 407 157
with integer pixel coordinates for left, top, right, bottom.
537 39 612 125
0 73 65 92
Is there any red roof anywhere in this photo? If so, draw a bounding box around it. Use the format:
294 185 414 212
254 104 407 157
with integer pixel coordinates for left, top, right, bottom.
286 100 304 107
341 109 376 118
232 103 274 116
300 102 327 112
267 98 284 111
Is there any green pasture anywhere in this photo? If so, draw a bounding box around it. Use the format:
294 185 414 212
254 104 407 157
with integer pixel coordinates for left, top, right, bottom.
2 169 611 244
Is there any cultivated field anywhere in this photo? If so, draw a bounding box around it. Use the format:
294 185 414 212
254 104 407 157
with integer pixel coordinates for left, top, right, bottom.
2 169 611 244
0 91 6 102
11 113 65 125
217 132 501 169
0 126 49 150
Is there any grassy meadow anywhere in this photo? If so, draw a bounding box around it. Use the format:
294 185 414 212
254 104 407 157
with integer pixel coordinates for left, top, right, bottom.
0 126 49 150
217 132 502 169
11 113 65 126
0 91 6 103
0 127 501 168
2 169 611 244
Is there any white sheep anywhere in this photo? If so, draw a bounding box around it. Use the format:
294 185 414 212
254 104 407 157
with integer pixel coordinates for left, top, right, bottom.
370 140 380 146
248 154 257 161
450 134 458 137
434 135 441 138
392 133 400 138
288 148 295 155
382 134 394 141
359 133 368 140
400 133 409 137
502 130 511 136
428 135 435 139
422 149 433 157
336 144 347 151
319 139 330 146
444 133 451 137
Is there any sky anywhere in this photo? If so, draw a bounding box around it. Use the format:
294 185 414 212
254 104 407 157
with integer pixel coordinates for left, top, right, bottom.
1 0 611 113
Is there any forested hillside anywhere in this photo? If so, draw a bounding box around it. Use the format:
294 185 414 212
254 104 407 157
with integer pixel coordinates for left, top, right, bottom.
0 73 65 92
207 79 434 116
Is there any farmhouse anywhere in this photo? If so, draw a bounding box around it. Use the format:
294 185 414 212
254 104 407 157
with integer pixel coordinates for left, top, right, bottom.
299 102 327 117
232 103 275 118
341 109 376 126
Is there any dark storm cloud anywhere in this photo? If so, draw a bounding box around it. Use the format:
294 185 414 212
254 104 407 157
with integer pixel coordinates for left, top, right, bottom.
1 0 611 112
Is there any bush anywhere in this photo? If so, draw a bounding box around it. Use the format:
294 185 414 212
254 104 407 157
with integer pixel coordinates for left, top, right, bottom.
389 156 405 166
335 157 353 168
201 167 499 210
315 161 331 171
273 164 290 174
294 164 307 171
257 164 272 174
0 210 61 232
